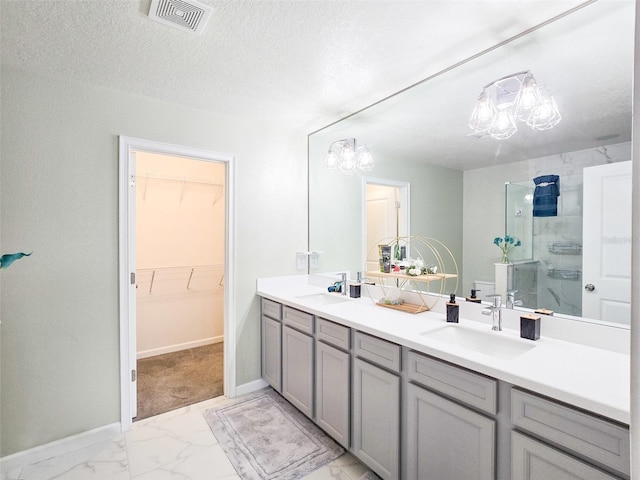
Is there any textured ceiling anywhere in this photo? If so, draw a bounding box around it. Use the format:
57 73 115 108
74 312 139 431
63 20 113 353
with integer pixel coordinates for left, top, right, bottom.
1 0 590 131
310 0 635 170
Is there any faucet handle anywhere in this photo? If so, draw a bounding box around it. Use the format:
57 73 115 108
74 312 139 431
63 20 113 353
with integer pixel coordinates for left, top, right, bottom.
486 294 502 308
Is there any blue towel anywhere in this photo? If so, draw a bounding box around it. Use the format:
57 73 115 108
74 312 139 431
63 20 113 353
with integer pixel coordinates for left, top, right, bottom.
533 175 560 217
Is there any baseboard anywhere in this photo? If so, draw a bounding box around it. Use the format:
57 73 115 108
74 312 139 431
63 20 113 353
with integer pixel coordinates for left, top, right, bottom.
234 378 269 397
137 335 223 359
0 422 121 475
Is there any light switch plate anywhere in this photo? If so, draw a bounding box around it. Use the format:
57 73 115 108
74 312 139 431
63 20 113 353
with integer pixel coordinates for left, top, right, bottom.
310 251 321 269
296 252 308 270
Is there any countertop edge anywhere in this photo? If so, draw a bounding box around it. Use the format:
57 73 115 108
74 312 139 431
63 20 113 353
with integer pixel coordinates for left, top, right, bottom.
257 278 630 425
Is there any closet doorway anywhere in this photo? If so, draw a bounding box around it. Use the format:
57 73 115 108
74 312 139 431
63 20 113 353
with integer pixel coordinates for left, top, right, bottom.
119 136 236 430
133 152 226 420
363 179 410 271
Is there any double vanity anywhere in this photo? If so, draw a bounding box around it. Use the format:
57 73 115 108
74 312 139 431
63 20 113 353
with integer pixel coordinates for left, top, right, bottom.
257 274 630 480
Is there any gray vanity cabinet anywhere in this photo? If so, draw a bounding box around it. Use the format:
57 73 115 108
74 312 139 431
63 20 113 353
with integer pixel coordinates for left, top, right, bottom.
405 351 497 480
511 389 629 479
315 318 351 448
352 332 401 480
511 432 621 480
282 307 314 418
260 298 282 391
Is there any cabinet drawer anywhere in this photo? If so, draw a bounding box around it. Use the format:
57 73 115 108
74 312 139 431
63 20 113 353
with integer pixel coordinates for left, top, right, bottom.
512 431 621 480
511 389 630 476
283 306 314 334
261 298 282 320
317 317 350 351
354 331 400 372
407 351 497 415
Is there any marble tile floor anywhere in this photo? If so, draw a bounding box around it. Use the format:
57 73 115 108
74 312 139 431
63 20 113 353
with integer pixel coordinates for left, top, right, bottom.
2 394 372 480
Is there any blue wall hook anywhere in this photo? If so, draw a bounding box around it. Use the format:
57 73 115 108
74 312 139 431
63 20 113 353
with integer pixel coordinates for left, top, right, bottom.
0 252 32 269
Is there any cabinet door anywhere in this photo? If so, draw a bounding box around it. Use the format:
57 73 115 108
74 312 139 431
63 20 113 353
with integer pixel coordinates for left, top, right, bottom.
512 432 621 480
261 315 282 391
315 341 350 448
282 325 314 418
406 383 495 480
353 357 400 480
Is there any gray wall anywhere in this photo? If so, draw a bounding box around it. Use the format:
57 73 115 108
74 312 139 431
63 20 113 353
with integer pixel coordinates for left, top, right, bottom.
308 125 464 291
0 67 307 456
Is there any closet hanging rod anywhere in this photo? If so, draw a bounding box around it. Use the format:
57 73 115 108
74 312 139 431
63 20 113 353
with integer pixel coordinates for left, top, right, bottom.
136 173 223 188
137 264 223 273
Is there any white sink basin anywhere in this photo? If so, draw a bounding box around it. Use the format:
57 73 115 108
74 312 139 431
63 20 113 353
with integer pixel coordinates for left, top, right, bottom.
421 324 536 360
295 293 349 305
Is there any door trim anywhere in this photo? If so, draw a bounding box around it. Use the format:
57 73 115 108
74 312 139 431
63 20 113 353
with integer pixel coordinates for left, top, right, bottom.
118 136 236 431
361 177 411 270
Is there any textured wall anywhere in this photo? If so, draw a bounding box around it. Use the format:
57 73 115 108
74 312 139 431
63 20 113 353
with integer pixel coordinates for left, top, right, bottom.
0 67 307 456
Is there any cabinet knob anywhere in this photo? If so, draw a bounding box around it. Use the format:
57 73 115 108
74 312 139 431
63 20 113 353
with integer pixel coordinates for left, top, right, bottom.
584 283 595 292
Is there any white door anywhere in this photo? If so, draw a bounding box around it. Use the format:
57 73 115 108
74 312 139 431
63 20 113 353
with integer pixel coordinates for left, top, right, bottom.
582 161 632 325
365 182 409 272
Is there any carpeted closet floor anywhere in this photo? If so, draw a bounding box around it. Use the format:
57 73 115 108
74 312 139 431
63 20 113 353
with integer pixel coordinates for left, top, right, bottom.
135 342 224 421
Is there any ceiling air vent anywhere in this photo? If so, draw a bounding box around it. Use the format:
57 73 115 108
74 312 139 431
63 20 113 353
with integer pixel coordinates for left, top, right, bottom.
148 0 212 35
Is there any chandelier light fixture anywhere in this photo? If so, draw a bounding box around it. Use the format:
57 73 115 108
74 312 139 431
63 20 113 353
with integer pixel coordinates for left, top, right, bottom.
325 138 374 174
468 71 561 140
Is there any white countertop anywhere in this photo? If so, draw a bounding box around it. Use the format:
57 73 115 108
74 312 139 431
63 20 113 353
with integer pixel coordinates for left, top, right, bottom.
257 274 630 424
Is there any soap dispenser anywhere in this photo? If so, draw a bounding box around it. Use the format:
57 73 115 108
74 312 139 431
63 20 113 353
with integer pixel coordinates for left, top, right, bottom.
350 272 362 298
466 289 482 303
446 294 459 323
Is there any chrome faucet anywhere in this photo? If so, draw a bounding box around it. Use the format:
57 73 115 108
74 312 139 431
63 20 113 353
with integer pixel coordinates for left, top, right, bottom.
338 272 347 295
506 289 523 309
482 294 503 331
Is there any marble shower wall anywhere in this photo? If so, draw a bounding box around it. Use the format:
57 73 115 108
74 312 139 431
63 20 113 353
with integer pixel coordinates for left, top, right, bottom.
507 142 631 316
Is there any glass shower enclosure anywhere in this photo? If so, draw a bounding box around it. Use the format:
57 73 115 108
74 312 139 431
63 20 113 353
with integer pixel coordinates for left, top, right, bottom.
505 175 584 317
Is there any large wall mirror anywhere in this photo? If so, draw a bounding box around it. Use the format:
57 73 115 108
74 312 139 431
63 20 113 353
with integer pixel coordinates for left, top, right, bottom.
308 0 634 328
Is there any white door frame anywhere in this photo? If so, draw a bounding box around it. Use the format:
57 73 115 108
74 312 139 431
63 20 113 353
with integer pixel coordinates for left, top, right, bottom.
118 136 236 431
361 177 411 269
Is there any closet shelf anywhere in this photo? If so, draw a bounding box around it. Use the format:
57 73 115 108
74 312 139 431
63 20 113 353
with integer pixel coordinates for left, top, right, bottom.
136 264 224 294
136 173 223 187
136 173 224 205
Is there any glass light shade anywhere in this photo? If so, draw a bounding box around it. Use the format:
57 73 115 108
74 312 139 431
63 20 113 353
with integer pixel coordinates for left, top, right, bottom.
325 138 374 174
325 150 339 171
468 90 496 133
338 142 357 174
490 106 517 139
355 145 374 171
527 92 562 130
514 72 542 121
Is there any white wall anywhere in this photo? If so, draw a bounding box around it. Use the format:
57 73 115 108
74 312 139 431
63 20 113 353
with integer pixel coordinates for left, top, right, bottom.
0 66 307 456
135 153 225 357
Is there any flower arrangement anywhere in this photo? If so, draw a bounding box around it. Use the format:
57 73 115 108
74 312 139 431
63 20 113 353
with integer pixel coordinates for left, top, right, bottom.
493 235 521 264
405 258 438 276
